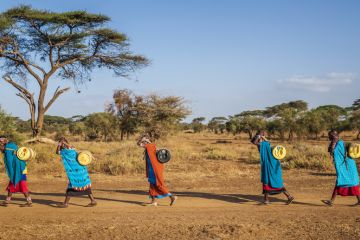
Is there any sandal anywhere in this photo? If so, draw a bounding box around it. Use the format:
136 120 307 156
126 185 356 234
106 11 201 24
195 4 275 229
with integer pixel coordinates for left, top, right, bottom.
56 203 68 208
0 201 10 207
286 197 294 205
170 196 178 206
322 200 333 206
19 202 33 207
85 202 97 207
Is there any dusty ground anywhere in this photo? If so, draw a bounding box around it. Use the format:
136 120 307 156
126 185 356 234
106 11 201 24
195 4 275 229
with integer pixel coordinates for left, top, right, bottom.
0 169 359 240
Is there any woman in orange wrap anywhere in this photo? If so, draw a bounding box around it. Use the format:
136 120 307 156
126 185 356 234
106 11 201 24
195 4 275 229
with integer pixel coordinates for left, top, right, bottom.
137 134 177 206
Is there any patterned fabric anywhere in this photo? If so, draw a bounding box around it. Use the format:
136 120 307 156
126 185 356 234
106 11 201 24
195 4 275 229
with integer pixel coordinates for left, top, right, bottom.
3 142 27 186
333 140 359 187
259 141 284 189
145 144 172 198
60 149 91 191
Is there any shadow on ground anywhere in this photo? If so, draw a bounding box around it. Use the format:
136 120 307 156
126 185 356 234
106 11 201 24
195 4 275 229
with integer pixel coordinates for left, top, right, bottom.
97 189 322 207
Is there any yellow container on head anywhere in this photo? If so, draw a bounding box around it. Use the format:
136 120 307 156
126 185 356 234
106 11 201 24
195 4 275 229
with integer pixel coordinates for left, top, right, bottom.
348 143 360 159
17 147 36 161
272 145 286 160
77 151 93 166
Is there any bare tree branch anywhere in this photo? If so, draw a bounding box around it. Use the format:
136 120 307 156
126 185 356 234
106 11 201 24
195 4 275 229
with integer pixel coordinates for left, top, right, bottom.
3 75 32 98
5 37 46 84
44 86 70 112
3 75 37 131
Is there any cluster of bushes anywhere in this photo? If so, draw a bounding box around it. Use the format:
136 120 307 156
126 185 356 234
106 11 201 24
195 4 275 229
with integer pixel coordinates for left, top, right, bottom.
187 98 360 140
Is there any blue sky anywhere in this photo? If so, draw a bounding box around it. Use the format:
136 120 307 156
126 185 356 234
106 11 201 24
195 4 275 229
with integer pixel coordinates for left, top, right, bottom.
0 0 359 121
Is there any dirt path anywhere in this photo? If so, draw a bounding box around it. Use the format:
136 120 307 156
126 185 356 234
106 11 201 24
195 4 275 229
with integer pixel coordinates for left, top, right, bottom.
0 172 359 240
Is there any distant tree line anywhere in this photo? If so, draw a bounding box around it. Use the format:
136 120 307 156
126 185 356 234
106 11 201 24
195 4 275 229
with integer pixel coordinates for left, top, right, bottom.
186 98 360 140
2 95 359 142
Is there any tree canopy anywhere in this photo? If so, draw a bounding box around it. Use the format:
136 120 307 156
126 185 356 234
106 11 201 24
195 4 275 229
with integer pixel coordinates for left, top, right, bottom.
0 6 148 137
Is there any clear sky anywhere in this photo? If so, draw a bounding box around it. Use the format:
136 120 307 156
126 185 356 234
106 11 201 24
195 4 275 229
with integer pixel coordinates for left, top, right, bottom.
0 0 359 122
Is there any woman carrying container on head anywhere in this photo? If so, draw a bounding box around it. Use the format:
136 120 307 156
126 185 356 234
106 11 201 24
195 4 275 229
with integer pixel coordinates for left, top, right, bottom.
251 130 294 205
137 134 177 206
322 130 360 206
0 135 32 207
56 137 97 208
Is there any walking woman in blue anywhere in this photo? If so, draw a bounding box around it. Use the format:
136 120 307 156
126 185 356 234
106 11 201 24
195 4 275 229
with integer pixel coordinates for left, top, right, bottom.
251 131 294 205
56 137 97 208
322 130 360 206
0 136 32 207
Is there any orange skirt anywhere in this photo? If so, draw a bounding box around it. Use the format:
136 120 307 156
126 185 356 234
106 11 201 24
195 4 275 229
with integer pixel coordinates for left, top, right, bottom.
149 184 172 198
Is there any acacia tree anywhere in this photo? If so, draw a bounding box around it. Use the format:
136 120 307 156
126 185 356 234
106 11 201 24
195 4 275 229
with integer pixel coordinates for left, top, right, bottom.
301 110 324 139
191 117 206 133
314 105 347 131
84 112 117 141
235 110 266 139
349 98 360 139
137 94 191 140
107 89 142 140
208 117 228 134
264 100 308 140
0 6 148 137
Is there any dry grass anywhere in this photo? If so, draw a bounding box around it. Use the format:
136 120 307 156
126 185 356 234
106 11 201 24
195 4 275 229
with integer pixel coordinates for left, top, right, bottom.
0 133 337 177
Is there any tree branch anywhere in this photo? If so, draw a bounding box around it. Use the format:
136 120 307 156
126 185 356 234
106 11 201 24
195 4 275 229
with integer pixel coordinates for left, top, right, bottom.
3 75 37 130
15 51 45 85
44 86 70 112
3 75 32 98
5 37 45 85
16 92 36 125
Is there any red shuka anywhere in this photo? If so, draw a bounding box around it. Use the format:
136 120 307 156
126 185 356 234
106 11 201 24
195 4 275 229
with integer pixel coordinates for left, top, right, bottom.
145 144 171 197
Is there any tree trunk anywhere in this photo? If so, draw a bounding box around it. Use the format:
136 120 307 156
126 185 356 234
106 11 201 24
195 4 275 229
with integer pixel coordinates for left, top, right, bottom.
279 131 285 140
120 130 125 141
34 84 47 138
288 130 293 141
247 131 252 140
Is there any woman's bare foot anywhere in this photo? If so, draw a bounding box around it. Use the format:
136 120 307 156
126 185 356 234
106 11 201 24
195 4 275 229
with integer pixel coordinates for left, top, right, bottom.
170 196 178 206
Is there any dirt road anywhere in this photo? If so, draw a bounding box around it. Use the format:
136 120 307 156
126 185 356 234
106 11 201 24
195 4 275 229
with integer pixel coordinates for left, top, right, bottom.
0 171 359 240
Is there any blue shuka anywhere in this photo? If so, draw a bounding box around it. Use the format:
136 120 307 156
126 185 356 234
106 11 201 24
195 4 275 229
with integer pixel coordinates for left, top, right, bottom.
333 140 359 187
145 151 156 185
259 141 284 189
3 142 26 186
60 149 91 190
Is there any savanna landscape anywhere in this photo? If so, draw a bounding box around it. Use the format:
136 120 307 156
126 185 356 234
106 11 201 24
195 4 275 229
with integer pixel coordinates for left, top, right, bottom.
1 2 360 240
0 133 360 239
